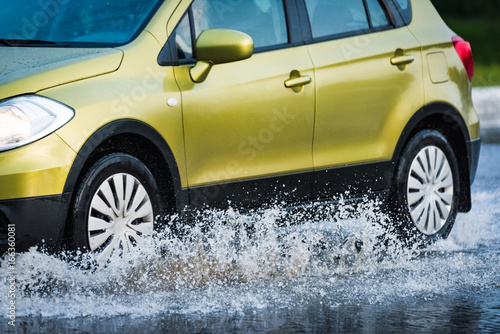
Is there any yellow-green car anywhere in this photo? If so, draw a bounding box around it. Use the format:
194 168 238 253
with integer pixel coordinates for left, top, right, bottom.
0 0 480 259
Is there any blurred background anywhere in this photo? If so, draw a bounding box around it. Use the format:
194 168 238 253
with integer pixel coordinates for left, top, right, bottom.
432 0 500 87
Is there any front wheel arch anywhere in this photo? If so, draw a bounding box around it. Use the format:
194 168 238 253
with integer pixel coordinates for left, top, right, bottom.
61 120 187 249
62 120 187 214
68 153 162 260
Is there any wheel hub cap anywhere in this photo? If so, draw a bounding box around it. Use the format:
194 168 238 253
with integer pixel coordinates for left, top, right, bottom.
407 146 454 235
87 173 154 262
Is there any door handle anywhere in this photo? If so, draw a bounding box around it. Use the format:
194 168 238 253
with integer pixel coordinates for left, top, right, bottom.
284 76 312 88
391 55 415 66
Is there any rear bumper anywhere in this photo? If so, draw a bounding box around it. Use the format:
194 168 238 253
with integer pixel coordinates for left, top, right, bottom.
457 137 481 213
0 194 70 255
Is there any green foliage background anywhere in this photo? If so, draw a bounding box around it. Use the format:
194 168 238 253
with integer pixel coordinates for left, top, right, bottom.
431 0 500 18
431 0 500 86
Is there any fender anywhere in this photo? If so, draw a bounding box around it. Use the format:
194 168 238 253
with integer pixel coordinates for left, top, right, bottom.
63 119 188 212
392 102 471 160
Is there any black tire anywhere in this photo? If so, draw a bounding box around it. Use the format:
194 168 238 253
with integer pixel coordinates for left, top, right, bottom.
390 130 461 245
69 153 163 263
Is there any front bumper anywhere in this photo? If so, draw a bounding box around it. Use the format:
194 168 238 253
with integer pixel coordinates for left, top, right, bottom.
0 194 70 254
0 133 76 254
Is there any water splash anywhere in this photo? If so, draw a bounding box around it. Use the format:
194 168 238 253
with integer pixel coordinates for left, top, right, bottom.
1 193 498 320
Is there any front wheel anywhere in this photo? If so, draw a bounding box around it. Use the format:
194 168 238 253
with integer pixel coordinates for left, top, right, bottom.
390 130 461 245
69 153 163 264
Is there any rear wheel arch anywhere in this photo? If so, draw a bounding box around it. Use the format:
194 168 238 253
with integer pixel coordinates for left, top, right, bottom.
392 102 472 212
389 129 460 243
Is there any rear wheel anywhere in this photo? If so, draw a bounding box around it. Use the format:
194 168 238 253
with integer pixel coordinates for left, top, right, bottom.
69 153 162 264
390 130 460 244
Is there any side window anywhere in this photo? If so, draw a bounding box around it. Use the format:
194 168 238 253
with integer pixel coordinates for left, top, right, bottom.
365 0 391 28
174 0 288 60
304 0 370 39
392 0 412 25
175 13 193 60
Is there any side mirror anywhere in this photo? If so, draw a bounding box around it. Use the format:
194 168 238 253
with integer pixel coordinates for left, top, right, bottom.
190 29 254 83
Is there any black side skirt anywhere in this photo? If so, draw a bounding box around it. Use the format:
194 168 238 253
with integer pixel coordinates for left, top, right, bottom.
185 161 395 211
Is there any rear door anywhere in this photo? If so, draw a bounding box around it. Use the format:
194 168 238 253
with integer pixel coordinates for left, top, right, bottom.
301 0 424 198
169 0 316 208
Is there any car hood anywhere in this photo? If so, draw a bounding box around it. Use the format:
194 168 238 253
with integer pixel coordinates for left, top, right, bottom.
0 47 123 100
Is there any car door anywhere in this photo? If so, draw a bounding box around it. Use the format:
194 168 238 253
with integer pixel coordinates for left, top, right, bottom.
169 0 316 208
301 0 424 198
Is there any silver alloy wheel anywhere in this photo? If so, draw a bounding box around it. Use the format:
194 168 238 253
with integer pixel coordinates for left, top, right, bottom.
407 146 454 235
87 173 154 262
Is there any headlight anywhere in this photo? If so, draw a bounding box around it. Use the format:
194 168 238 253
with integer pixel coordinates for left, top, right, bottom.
0 95 74 152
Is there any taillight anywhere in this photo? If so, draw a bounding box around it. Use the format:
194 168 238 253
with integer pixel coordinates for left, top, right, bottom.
452 36 474 82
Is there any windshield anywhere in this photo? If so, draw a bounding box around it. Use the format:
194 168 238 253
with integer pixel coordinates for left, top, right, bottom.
0 0 162 47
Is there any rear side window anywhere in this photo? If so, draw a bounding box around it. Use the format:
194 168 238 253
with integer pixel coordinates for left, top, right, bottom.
304 0 370 39
392 0 412 25
365 0 391 28
304 0 393 40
